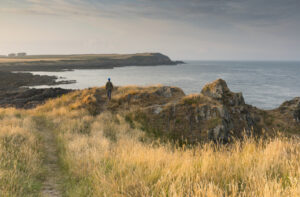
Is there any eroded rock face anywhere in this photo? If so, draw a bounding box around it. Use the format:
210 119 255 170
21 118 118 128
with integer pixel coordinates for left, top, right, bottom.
103 79 299 143
154 87 173 98
279 97 300 123
296 109 300 123
201 79 230 99
131 79 259 143
201 79 245 106
199 79 254 141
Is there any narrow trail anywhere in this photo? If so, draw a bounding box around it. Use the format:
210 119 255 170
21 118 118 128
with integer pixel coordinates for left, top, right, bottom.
35 116 63 197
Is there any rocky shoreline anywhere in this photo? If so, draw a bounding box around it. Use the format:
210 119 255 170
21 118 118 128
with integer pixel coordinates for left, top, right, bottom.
0 71 73 91
0 71 74 108
0 87 72 109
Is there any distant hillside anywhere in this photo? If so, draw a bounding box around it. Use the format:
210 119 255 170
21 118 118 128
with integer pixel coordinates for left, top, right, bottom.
0 53 184 71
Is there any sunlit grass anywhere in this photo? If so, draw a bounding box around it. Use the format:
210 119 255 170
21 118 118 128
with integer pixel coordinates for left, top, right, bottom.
0 108 44 196
0 87 299 196
54 111 300 196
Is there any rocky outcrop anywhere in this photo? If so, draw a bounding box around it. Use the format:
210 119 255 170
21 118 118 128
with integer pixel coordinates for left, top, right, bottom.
278 97 300 123
152 79 257 142
100 80 299 142
201 79 245 106
199 79 255 141
118 79 261 143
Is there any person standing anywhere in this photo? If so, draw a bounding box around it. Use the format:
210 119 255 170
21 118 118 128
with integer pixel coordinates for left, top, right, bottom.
105 78 113 100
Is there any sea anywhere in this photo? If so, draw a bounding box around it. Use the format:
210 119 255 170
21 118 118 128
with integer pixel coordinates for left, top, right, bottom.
29 61 300 110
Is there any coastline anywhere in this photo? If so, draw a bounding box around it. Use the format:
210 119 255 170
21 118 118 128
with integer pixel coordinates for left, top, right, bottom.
0 53 184 108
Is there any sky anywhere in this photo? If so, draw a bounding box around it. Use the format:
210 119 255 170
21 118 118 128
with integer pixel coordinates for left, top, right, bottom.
1 0 300 60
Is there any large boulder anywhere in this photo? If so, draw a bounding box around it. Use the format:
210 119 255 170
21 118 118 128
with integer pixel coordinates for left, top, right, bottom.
201 79 230 99
201 79 245 106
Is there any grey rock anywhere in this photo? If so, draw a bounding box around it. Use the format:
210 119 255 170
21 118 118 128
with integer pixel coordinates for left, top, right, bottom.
208 124 228 142
279 97 300 123
201 79 229 99
154 106 163 114
155 87 173 98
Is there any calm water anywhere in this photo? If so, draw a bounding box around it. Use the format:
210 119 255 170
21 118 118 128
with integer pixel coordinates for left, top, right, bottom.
30 61 300 110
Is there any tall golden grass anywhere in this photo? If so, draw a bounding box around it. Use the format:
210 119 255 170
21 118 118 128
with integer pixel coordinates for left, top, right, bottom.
0 108 44 196
54 113 300 196
0 88 299 196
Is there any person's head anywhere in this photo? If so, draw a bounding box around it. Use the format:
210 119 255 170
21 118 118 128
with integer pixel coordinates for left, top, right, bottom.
108 78 111 81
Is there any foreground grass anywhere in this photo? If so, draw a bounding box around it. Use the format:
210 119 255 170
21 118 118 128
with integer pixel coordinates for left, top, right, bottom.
0 109 44 196
54 115 300 196
0 88 300 196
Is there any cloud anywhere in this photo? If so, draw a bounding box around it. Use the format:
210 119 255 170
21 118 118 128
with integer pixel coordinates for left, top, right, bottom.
1 0 300 60
135 0 300 26
1 0 113 17
3 0 300 25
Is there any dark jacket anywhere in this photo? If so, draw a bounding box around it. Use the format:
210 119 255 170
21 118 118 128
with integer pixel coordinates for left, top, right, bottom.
106 81 113 91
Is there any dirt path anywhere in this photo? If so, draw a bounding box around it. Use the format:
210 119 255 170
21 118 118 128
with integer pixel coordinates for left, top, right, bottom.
34 116 63 197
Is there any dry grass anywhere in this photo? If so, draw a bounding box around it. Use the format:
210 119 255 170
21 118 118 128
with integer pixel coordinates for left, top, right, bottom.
0 108 44 196
0 88 300 196
181 94 219 106
112 85 164 100
53 114 300 196
41 92 300 196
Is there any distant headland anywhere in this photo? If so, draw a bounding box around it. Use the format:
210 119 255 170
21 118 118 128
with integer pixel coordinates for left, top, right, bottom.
0 53 184 72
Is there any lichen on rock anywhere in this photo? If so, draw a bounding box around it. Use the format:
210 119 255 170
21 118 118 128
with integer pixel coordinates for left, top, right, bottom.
201 78 245 106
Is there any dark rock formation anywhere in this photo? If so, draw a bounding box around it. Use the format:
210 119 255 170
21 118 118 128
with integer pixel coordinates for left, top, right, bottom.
201 79 245 106
0 71 74 91
0 88 72 109
118 79 261 143
279 97 300 123
0 71 74 108
164 79 257 142
199 79 254 141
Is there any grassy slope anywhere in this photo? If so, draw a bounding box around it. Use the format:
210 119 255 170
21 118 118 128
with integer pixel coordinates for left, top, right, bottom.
0 87 300 196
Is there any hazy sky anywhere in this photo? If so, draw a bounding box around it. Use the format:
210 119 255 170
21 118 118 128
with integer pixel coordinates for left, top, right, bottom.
1 0 300 60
